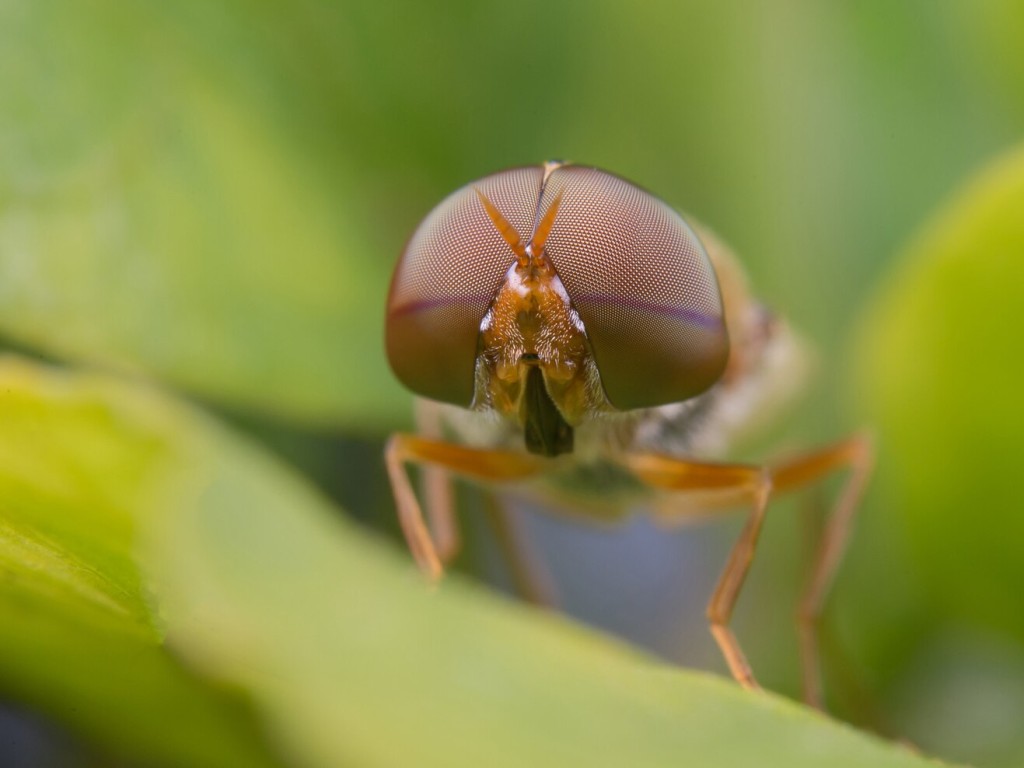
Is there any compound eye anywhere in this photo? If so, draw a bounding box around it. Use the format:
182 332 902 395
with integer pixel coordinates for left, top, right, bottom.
386 166 543 405
540 166 729 409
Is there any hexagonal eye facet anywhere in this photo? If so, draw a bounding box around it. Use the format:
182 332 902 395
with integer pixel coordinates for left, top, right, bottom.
537 165 728 410
386 166 543 405
385 164 729 410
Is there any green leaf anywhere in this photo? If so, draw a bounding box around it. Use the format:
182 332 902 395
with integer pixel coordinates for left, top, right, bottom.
0 355 938 767
0 357 285 767
137 383 935 766
854 143 1024 640
0 1 406 428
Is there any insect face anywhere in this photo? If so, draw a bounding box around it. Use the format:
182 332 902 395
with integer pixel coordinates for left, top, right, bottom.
385 162 731 445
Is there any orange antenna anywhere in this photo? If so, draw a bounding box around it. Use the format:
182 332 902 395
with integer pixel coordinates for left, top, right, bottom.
529 190 563 257
475 188 529 264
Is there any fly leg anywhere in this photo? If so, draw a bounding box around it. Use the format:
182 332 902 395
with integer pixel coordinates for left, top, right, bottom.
620 434 873 704
484 493 559 607
771 432 875 709
384 433 547 580
618 453 773 692
414 401 460 566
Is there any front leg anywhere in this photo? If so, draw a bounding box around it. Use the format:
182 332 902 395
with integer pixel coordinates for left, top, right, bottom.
384 434 548 580
618 452 773 691
620 434 873 707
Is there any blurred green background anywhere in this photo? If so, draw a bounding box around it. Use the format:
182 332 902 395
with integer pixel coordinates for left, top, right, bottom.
2 1 1024 766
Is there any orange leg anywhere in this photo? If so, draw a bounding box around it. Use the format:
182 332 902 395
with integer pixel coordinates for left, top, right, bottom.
622 433 873 705
423 464 459 563
621 453 772 691
772 432 875 709
388 425 872 704
414 401 460 564
384 433 547 580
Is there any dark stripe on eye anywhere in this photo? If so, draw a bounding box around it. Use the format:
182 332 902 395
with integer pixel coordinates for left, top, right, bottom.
572 294 722 330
